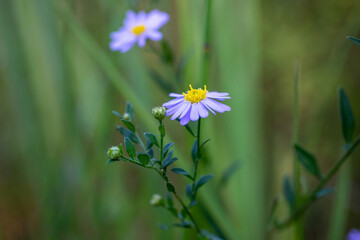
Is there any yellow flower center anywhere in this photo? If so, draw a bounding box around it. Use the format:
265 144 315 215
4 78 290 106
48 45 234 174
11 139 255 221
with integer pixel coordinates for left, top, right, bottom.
132 25 146 35
183 85 207 103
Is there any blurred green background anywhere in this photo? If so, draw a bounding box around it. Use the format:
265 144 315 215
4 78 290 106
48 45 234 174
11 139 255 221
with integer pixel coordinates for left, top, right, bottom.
0 0 360 239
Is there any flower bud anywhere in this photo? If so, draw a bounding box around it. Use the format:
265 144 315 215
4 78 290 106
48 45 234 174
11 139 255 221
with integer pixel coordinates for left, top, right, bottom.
152 106 166 121
107 146 122 159
150 194 164 207
123 112 130 121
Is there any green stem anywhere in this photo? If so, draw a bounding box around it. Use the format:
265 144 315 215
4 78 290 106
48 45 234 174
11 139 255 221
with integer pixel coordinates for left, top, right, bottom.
293 62 304 240
201 0 213 86
272 134 360 230
192 119 201 200
154 168 202 236
159 120 164 162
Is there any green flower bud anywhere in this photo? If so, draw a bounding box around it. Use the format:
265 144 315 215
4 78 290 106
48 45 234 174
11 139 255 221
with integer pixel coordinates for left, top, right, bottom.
152 106 166 121
123 112 130 121
150 194 164 207
107 146 122 159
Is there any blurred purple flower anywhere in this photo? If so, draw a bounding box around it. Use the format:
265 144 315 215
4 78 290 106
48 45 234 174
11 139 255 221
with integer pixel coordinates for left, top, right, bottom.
347 229 360 240
162 85 231 125
110 10 169 53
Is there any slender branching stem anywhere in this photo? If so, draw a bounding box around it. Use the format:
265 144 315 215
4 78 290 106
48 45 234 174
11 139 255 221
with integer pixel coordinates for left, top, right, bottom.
271 134 360 230
155 120 202 236
191 119 201 200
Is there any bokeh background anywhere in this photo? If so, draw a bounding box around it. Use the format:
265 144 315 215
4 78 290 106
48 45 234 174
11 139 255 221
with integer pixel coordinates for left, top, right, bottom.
0 0 360 239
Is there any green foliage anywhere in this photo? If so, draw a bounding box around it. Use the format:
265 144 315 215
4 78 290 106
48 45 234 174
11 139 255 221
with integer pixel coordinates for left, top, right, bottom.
125 137 136 159
171 167 194 180
283 177 295 211
144 132 160 148
347 36 360 46
338 87 355 144
125 101 134 121
294 144 323 180
117 126 138 143
137 153 150 166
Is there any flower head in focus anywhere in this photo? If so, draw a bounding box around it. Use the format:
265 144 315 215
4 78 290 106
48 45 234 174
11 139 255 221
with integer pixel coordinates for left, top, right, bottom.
110 10 169 53
347 229 360 240
162 85 231 125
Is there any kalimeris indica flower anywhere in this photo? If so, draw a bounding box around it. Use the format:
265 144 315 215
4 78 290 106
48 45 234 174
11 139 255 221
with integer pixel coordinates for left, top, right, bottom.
110 10 169 53
347 229 360 240
163 85 231 125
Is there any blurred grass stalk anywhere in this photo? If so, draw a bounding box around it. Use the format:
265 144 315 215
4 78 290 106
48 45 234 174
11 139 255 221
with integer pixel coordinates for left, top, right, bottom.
328 163 351 240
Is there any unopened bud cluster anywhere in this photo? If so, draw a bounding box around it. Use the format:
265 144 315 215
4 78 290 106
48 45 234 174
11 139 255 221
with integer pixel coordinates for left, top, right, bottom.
152 106 166 121
107 146 122 159
150 194 164 207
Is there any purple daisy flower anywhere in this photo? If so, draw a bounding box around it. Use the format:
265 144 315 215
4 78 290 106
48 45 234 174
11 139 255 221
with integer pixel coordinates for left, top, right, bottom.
110 10 169 53
347 229 360 240
162 85 231 125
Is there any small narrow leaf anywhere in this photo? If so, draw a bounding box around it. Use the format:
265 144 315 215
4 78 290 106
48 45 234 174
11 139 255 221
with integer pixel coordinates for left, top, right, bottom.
157 223 169 231
347 36 360 46
112 110 122 119
125 101 134 120
163 142 174 158
315 188 335 199
171 168 194 180
162 158 178 169
200 139 211 149
121 119 135 132
176 119 195 136
107 159 120 164
147 148 154 158
166 193 173 208
124 137 136 159
191 140 198 163
195 174 213 190
166 183 176 193
294 144 322 179
117 126 138 143
283 176 295 211
144 132 159 148
338 87 355 144
137 153 150 166
185 184 192 198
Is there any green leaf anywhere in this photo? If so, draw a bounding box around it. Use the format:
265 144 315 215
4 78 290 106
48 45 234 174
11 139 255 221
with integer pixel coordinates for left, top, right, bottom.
185 184 192 198
294 144 322 180
315 188 335 199
195 175 213 191
159 124 165 137
137 153 150 166
163 142 174 158
112 110 122 119
219 161 241 186
166 183 176 193
125 101 134 120
117 126 138 143
157 224 169 231
171 168 194 180
201 230 224 240
200 139 211 149
121 119 135 132
176 119 195 136
347 36 360 46
191 140 198 163
144 132 159 148
283 176 295 211
338 87 355 144
125 137 136 159
166 192 173 208
147 148 153 158
162 155 177 169
107 159 120 164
